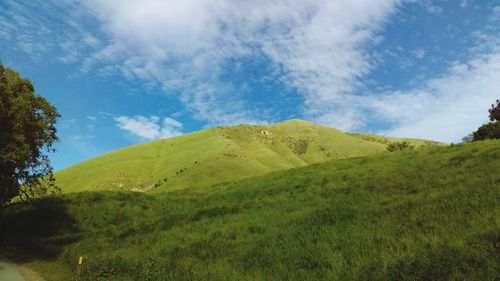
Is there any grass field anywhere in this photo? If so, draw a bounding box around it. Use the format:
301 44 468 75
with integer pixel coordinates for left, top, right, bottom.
54 120 437 193
1 139 498 281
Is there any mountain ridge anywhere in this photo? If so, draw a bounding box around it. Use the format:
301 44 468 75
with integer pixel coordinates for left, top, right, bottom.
55 119 439 193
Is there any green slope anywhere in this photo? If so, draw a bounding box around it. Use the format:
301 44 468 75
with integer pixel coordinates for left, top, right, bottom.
55 119 437 193
1 139 498 281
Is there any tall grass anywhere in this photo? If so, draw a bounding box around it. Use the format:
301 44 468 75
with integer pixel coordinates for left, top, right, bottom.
1 140 499 280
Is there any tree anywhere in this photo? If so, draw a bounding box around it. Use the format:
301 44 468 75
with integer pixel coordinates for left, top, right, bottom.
488 99 500 122
472 122 500 141
0 62 60 209
468 99 500 142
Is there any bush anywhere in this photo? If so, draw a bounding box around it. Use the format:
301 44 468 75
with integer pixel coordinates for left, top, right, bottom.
386 141 415 152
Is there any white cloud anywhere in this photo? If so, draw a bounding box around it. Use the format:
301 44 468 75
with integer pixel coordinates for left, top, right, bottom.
75 0 400 126
114 115 183 140
0 1 102 64
371 50 500 142
412 49 426 59
82 33 100 48
417 0 443 14
74 0 500 140
163 117 182 128
5 0 499 143
493 6 500 21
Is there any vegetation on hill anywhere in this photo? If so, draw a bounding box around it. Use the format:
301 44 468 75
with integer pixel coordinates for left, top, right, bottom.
386 141 415 152
54 119 437 193
1 139 498 280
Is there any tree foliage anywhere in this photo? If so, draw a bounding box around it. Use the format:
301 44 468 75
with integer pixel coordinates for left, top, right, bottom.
469 99 500 142
472 122 500 141
488 99 500 122
0 62 60 208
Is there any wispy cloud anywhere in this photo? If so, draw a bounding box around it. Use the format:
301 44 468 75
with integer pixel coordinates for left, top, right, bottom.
3 0 500 143
74 0 400 127
419 0 443 14
412 49 426 59
371 49 500 142
114 115 183 140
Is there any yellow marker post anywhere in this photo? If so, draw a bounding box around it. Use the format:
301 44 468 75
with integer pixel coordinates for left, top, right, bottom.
76 256 83 281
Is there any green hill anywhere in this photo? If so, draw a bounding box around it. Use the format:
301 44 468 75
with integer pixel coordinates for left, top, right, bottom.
1 139 498 280
55 119 437 193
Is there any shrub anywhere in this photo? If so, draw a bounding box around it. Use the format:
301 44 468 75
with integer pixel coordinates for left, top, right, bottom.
386 141 415 152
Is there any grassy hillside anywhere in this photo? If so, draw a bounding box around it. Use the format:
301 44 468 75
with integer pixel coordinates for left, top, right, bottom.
1 139 498 281
55 119 436 193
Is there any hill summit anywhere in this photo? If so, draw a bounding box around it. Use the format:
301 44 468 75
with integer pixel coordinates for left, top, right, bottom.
55 119 437 193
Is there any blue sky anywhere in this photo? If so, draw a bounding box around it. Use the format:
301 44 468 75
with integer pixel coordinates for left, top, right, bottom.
1 0 499 171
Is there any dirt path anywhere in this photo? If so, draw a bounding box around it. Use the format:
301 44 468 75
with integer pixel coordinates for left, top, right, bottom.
0 259 44 281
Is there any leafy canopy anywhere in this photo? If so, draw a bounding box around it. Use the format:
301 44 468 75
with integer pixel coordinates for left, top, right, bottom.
488 99 500 122
469 99 500 141
0 62 60 208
